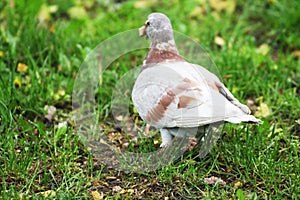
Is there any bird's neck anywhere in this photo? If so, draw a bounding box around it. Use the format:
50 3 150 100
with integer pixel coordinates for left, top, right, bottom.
144 39 184 66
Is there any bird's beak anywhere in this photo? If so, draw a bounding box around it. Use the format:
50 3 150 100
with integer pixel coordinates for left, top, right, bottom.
139 25 147 37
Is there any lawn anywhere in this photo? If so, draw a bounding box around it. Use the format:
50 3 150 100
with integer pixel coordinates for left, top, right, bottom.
1 0 300 199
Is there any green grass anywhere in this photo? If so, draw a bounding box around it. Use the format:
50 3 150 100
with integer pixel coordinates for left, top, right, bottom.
1 0 300 199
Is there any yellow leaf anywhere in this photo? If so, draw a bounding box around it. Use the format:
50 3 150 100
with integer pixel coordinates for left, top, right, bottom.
268 124 284 138
272 64 278 70
211 11 221 21
190 6 204 18
226 0 236 14
234 181 242 188
14 77 21 88
210 0 236 14
38 4 58 21
293 50 300 59
91 191 103 200
53 94 60 100
256 43 270 56
17 63 28 73
127 189 134 194
134 0 158 8
214 36 225 46
49 24 55 33
0 51 3 57
58 88 66 96
68 6 88 20
38 190 56 198
255 102 271 117
232 86 239 94
255 97 271 118
38 4 51 21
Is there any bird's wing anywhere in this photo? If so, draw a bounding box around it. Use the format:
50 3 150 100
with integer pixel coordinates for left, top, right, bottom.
132 62 261 128
194 65 251 114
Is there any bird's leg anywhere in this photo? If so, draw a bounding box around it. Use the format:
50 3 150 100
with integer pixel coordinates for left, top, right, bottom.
159 128 172 147
144 123 151 135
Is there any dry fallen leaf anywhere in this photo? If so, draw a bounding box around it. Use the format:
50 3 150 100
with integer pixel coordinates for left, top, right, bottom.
115 115 124 121
234 181 242 188
53 88 66 100
255 97 271 118
68 6 88 20
106 176 117 180
203 176 226 185
44 105 57 121
38 190 56 198
112 185 122 193
293 50 300 59
214 36 226 46
223 74 232 81
134 0 158 8
58 88 66 96
57 121 67 129
91 191 103 200
209 0 236 14
256 43 271 56
211 11 221 21
49 24 55 33
267 123 284 138
190 6 204 18
38 4 58 22
127 189 135 194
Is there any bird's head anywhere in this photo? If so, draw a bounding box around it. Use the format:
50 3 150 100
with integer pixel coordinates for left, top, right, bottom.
139 13 174 45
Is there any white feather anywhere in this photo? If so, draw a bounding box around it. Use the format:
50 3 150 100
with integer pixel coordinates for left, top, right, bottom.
132 61 262 128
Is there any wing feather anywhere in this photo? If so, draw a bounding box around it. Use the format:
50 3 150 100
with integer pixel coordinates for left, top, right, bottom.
132 62 261 128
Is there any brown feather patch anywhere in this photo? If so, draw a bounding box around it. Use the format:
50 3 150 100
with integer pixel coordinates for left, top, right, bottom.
145 48 184 65
145 78 202 123
173 78 202 94
146 90 176 123
160 91 175 109
177 95 197 108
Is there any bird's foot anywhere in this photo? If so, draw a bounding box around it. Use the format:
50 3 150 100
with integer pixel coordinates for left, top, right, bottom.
160 128 172 148
188 138 198 150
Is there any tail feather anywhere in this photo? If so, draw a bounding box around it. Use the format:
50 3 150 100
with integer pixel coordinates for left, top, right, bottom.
225 115 262 124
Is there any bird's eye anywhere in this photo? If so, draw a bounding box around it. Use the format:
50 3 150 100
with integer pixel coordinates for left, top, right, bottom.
146 21 150 26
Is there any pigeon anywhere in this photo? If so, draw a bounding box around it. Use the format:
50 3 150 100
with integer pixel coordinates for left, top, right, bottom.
132 13 262 147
